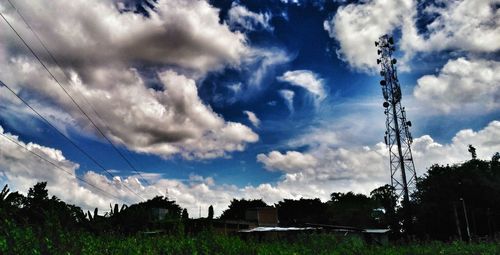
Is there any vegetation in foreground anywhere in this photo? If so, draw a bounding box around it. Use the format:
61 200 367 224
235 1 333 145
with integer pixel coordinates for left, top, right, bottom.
1 148 500 253
2 226 500 255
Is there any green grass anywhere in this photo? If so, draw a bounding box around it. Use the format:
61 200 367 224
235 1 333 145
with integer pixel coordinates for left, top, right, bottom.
1 226 500 255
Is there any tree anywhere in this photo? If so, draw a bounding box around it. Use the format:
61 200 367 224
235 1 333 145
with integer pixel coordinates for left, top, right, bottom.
115 196 183 233
27 182 49 205
413 158 500 240
492 152 500 172
326 192 377 228
220 199 267 220
182 208 189 219
275 198 327 226
208 205 214 219
370 185 400 234
468 144 477 159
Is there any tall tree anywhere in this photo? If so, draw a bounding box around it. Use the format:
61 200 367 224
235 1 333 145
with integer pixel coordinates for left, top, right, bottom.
413 157 500 240
220 199 267 220
208 205 214 219
370 185 400 233
468 144 477 159
326 192 377 228
275 198 327 226
182 208 189 220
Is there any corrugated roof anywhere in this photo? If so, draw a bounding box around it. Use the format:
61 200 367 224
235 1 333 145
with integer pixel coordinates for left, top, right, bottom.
239 227 319 232
364 229 391 234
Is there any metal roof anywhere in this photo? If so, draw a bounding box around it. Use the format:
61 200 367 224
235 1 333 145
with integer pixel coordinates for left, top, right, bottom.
239 227 319 232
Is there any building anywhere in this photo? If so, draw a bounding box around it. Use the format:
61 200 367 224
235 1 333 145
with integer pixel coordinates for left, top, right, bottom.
151 208 169 221
245 207 278 227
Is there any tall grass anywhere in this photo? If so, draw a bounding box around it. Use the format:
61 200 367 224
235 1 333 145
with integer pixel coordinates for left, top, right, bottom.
1 224 499 255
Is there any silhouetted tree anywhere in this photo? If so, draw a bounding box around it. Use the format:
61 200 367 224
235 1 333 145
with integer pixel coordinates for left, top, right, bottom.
220 199 267 220
326 192 377 228
208 205 214 219
468 144 477 159
492 152 500 172
413 157 500 240
275 198 327 226
0 184 25 222
115 196 182 233
370 184 399 232
182 208 189 219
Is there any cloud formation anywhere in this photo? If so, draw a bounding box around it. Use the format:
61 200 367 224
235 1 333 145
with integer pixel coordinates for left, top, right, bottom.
2 120 499 217
278 70 326 104
243 110 261 128
0 0 259 159
279 89 295 113
414 58 500 114
257 120 500 201
324 0 500 71
257 151 317 173
227 2 273 32
324 0 416 71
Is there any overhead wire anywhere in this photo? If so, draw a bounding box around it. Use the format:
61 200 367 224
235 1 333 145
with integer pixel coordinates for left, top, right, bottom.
0 3 154 188
0 132 128 204
0 79 145 201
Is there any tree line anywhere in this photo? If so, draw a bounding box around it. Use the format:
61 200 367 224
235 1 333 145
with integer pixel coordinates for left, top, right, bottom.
1 149 499 241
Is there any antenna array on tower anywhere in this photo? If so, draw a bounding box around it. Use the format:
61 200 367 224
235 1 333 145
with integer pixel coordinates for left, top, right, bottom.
375 35 417 204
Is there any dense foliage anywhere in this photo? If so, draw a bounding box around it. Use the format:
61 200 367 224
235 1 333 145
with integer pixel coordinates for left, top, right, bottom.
2 226 500 255
1 149 499 253
413 156 500 240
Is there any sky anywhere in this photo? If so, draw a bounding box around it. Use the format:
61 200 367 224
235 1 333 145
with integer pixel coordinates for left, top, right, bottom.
0 0 499 217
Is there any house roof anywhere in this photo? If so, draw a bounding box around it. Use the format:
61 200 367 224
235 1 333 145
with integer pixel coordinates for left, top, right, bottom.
239 227 318 232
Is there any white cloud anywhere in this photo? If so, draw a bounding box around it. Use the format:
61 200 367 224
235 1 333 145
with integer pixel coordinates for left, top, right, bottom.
324 0 500 71
246 48 290 88
2 121 499 217
411 121 500 167
256 120 500 202
324 0 416 71
279 89 295 113
0 0 260 159
411 0 500 53
414 58 500 113
227 2 273 32
278 70 326 104
257 151 317 173
0 126 114 211
0 0 247 75
243 110 260 128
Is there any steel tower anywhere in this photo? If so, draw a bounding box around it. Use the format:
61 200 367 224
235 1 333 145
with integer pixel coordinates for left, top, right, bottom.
375 35 417 205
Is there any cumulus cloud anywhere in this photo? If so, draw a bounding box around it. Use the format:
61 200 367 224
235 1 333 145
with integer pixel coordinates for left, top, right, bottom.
278 70 326 104
0 0 260 159
257 120 500 201
410 0 500 53
0 126 115 211
279 89 295 113
2 121 499 216
243 110 260 128
324 0 500 71
1 0 247 75
257 151 317 173
324 0 416 71
411 121 500 167
227 2 273 32
414 58 500 113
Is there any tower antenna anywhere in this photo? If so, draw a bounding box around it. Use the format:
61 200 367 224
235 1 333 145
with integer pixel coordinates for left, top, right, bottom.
375 35 417 225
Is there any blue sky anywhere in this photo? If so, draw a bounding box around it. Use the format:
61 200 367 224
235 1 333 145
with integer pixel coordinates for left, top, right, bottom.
0 0 499 216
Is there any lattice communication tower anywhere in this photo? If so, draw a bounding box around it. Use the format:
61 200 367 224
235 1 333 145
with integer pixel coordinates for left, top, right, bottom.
375 35 417 204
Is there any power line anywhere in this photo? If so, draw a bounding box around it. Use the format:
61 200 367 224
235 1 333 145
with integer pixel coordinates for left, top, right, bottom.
0 131 127 204
0 6 153 188
0 79 145 201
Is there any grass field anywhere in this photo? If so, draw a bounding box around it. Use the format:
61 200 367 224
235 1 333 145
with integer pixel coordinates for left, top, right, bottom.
2 226 500 255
